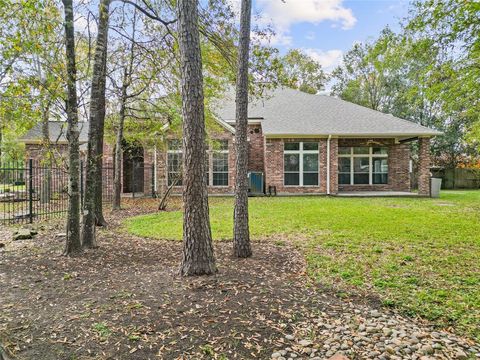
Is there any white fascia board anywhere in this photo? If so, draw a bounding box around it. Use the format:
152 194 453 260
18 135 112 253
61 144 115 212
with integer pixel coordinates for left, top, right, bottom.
161 117 235 134
264 132 440 138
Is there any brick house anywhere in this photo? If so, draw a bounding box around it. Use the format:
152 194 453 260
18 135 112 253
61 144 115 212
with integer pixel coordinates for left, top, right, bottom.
20 88 441 197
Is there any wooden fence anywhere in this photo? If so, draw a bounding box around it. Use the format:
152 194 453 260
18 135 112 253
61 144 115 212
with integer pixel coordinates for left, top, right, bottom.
430 168 480 189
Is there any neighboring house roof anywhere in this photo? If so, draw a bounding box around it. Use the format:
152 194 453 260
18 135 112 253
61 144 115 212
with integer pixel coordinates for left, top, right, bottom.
19 121 89 144
215 87 441 138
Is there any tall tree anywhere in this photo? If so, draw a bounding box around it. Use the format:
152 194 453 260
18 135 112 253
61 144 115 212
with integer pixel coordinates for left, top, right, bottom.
331 28 402 111
82 0 111 248
279 49 327 94
233 0 252 258
62 0 81 255
407 0 480 147
177 0 216 276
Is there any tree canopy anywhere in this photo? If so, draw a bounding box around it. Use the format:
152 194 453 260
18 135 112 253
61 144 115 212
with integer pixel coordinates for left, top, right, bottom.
331 1 480 167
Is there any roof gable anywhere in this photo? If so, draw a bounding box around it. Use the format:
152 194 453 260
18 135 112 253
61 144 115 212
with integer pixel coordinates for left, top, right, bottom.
19 121 89 144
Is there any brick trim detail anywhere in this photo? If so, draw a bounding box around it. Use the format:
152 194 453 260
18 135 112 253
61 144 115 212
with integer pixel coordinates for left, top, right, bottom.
418 137 431 196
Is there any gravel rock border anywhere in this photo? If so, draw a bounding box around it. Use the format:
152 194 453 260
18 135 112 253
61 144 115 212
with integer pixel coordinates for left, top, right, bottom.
271 302 479 360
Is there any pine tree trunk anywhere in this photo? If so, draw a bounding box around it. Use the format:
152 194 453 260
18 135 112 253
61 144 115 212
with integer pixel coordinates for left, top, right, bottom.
82 0 111 248
177 0 216 276
62 0 81 255
233 0 252 258
40 104 52 204
94 34 108 226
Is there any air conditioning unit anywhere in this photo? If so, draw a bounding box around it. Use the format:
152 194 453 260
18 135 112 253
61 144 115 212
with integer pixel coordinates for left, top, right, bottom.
248 172 264 196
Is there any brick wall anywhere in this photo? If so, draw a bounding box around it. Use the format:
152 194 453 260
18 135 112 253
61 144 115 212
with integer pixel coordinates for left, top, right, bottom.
264 138 326 194
155 130 236 196
247 124 264 172
25 143 70 164
143 148 154 196
418 137 431 196
329 138 338 194
264 137 413 194
25 131 429 197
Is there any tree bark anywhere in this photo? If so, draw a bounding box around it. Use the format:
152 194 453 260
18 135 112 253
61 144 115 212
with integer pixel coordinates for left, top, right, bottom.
62 0 81 255
93 31 109 226
177 0 216 276
113 71 127 210
233 0 252 258
82 0 111 248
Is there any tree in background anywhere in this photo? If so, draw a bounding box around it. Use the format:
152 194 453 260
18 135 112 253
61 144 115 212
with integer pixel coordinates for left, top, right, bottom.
177 0 216 276
111 9 140 210
331 28 402 111
407 0 480 155
331 20 479 169
233 0 252 258
62 0 81 255
279 49 327 94
82 0 111 248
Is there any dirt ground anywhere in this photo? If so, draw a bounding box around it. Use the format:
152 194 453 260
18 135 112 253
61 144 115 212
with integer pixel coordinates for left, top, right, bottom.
0 201 478 359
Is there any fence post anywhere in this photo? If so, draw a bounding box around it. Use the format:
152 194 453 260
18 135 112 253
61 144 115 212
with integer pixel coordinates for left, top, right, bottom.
80 160 84 209
28 159 33 224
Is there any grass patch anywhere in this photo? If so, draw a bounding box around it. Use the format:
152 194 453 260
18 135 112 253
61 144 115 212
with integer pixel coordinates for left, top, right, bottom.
125 191 480 340
0 183 25 193
92 322 112 341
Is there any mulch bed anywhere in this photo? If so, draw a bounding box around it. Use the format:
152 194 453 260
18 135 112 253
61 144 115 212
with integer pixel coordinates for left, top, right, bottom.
0 204 344 359
1 201 478 359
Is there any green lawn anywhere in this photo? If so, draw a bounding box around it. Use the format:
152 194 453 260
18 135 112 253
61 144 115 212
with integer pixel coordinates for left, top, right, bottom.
125 191 480 340
0 183 26 193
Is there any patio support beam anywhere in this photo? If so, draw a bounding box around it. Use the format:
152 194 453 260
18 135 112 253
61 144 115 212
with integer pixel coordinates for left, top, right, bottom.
327 135 331 195
418 137 431 196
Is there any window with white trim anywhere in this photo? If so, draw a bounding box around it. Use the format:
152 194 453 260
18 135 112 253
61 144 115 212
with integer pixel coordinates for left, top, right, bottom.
168 139 229 187
167 140 182 186
284 142 319 186
338 146 388 185
210 140 229 186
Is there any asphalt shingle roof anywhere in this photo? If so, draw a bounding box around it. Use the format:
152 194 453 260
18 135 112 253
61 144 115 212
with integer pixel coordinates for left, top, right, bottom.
19 121 89 143
215 87 441 137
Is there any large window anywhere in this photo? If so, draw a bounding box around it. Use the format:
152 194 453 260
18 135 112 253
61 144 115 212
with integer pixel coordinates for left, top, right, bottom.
284 142 319 186
167 140 182 186
211 140 229 186
168 139 229 187
338 146 388 185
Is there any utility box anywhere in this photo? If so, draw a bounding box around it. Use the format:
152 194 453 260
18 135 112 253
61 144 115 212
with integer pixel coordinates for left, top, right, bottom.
248 172 264 196
431 177 442 198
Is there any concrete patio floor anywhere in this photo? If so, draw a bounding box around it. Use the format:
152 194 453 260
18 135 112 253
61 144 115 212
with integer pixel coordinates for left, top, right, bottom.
336 191 422 197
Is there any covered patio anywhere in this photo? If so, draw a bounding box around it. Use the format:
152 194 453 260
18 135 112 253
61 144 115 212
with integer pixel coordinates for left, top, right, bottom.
335 191 420 197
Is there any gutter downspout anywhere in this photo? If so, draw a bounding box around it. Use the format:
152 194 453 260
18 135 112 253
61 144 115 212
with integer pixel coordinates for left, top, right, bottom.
327 135 331 195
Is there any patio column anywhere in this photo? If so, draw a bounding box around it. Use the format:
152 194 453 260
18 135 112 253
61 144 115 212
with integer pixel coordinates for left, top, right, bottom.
329 137 338 194
418 137 431 196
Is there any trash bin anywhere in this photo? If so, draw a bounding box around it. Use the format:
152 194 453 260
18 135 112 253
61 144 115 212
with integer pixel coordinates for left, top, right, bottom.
430 177 442 198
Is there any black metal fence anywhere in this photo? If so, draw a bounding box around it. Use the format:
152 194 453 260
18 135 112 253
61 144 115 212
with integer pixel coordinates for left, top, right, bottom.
0 159 117 225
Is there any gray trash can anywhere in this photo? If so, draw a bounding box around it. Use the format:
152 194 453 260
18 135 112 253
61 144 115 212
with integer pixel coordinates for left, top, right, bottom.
430 177 442 198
